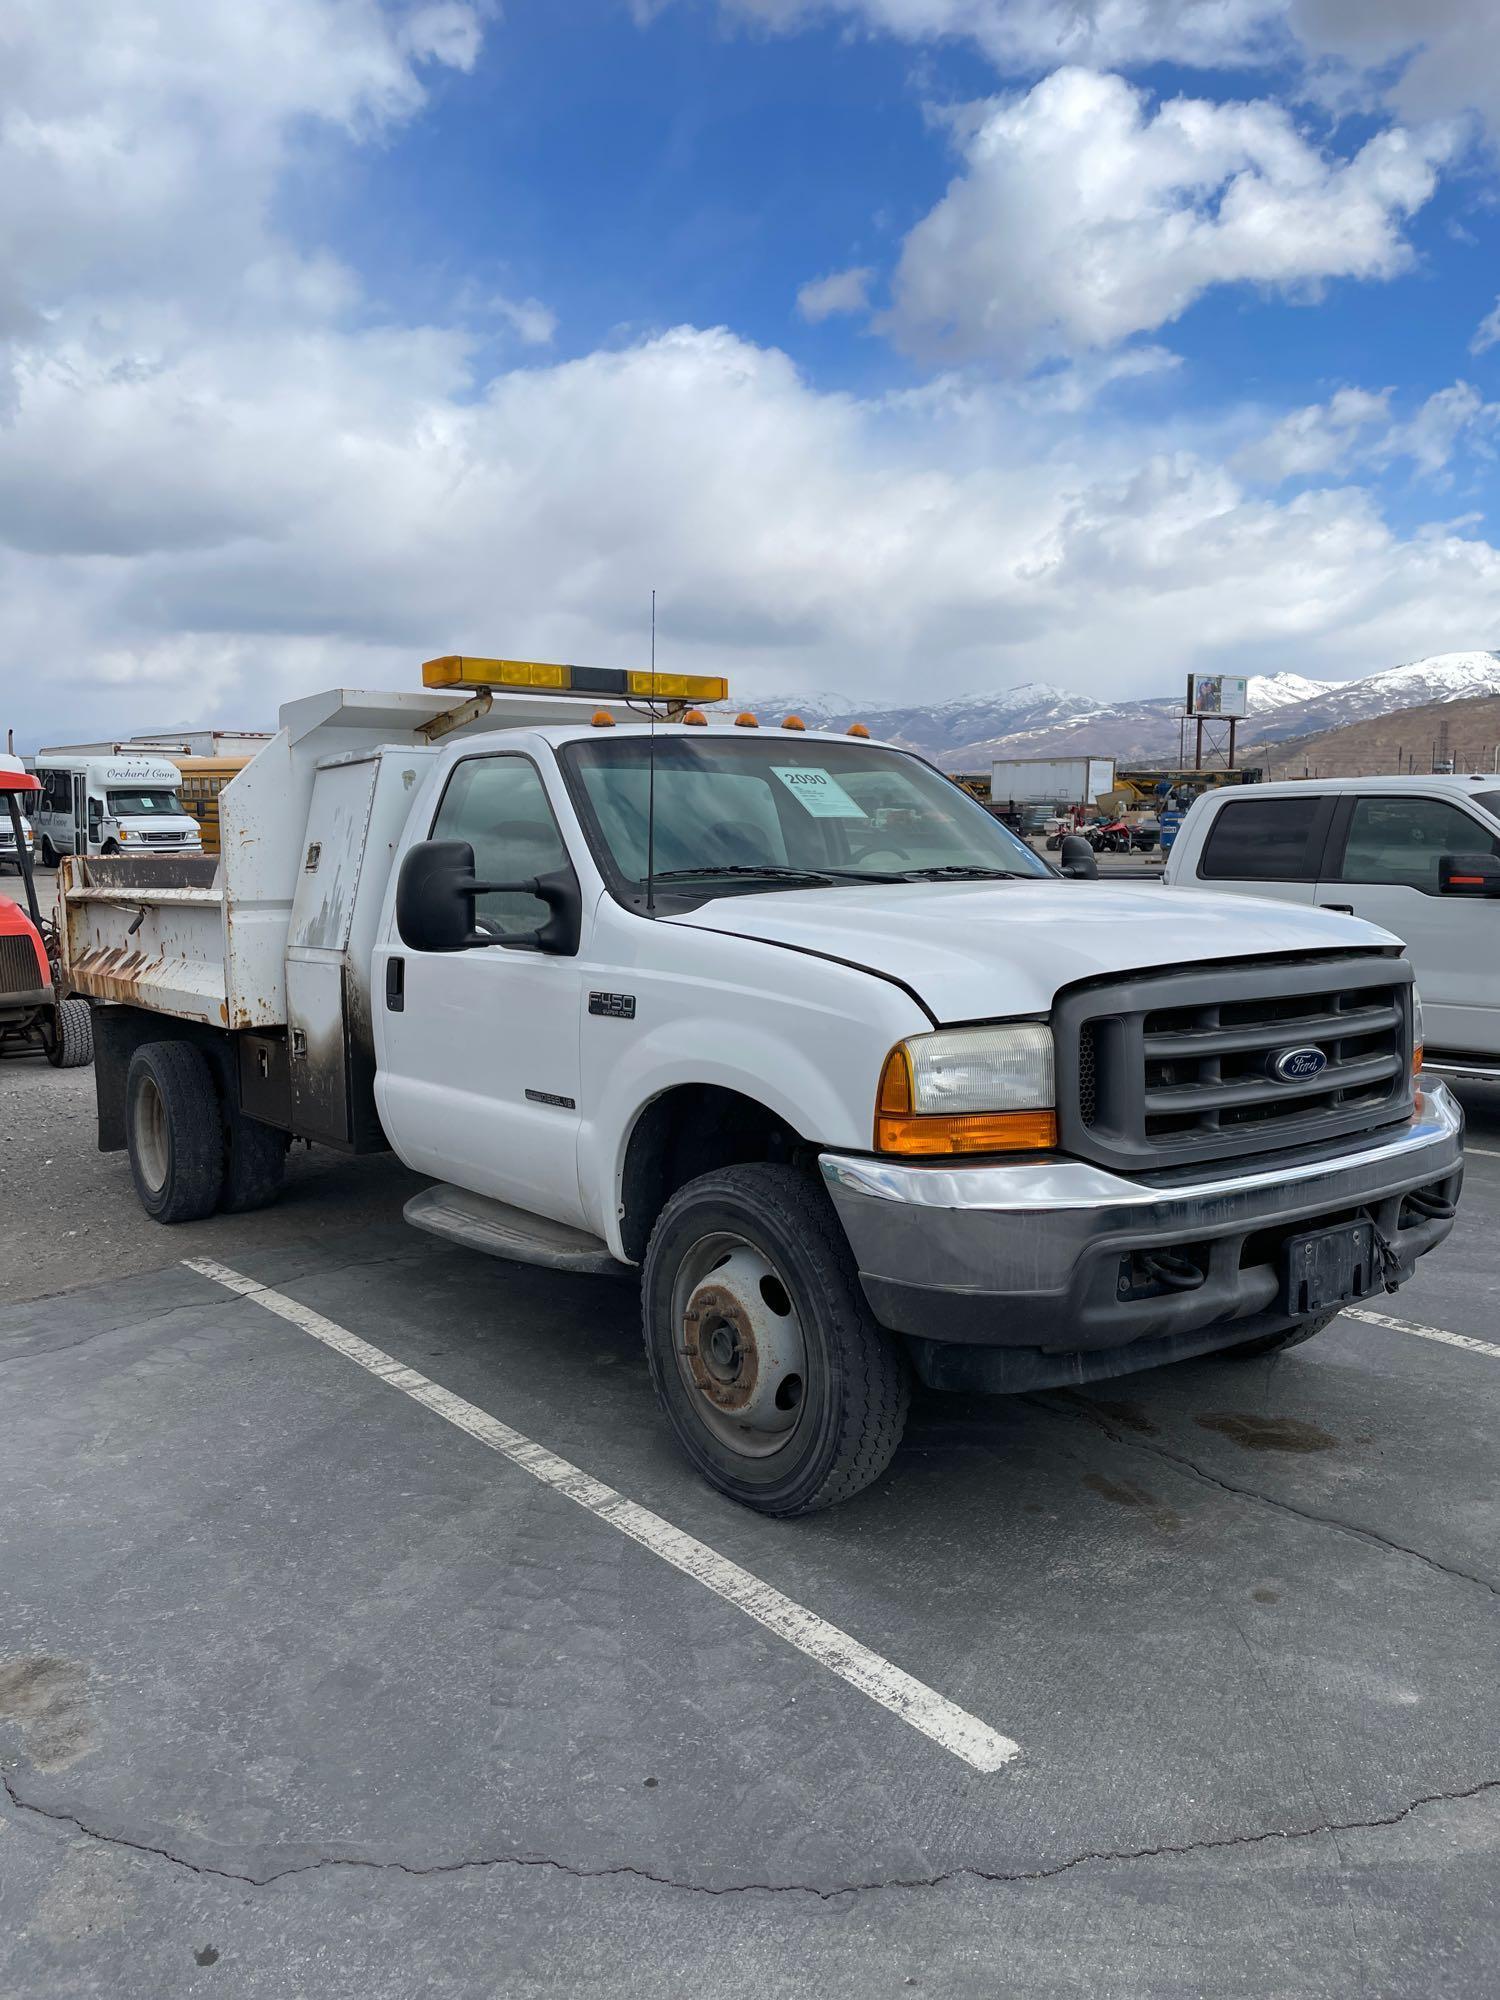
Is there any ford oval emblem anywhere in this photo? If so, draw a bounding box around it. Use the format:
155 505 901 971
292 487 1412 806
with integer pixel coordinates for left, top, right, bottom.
1270 1045 1328 1082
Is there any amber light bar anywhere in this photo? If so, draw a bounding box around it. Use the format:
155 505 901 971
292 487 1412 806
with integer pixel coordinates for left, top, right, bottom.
422 656 729 702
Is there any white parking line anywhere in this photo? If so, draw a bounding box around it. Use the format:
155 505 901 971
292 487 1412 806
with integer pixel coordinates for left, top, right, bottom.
183 1256 1019 1774
1344 1306 1500 1362
1464 1145 1500 1160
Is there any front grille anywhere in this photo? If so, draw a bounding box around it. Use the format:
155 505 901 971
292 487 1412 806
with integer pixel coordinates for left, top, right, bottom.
0 932 45 992
138 831 185 845
1055 955 1414 1173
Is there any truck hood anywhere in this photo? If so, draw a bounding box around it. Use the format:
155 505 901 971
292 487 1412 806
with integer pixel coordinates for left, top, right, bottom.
668 880 1400 1023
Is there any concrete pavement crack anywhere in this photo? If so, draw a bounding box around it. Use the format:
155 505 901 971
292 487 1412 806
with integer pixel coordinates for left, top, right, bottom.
1040 1395 1500 1600
5 1767 1498 1899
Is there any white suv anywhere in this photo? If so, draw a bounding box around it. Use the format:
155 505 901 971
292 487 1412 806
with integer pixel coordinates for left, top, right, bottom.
1163 774 1500 1078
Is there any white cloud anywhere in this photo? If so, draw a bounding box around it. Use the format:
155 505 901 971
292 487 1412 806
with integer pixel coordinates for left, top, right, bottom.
1234 387 1392 482
5 0 1500 752
1236 382 1500 484
796 266 874 322
881 70 1451 366
0 0 483 335
9 318 1500 746
1472 298 1500 357
491 293 559 345
705 1 1500 140
710 1 1287 70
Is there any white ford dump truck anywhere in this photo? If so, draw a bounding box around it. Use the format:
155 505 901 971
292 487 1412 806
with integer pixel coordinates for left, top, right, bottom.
60 661 1464 1515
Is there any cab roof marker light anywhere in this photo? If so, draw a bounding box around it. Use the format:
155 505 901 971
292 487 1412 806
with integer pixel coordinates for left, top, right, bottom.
735 712 760 728
847 722 870 738
782 714 807 730
682 709 708 726
591 710 616 728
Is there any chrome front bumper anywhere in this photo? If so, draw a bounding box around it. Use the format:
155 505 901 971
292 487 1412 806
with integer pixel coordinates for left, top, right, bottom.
820 1080 1463 1364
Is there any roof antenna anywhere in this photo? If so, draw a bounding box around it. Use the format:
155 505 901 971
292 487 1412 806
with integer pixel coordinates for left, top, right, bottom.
646 588 658 914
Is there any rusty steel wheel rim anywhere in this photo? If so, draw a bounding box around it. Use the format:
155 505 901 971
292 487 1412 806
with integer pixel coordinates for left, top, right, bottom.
669 1231 808 1460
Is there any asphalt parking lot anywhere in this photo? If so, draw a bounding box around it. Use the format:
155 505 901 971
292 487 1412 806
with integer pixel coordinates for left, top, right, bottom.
2 890 1498 1995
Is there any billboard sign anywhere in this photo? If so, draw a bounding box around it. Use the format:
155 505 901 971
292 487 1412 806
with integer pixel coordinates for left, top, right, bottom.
1185 673 1248 718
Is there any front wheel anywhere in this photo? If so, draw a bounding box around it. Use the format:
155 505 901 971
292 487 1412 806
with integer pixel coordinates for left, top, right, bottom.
641 1163 910 1516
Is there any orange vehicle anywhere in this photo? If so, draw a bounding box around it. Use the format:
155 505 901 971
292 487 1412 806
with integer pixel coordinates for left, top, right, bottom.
168 756 251 857
0 767 91 1064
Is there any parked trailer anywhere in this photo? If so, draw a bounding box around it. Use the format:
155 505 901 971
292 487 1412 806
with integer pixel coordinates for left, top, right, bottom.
989 755 1116 808
59 665 1462 1515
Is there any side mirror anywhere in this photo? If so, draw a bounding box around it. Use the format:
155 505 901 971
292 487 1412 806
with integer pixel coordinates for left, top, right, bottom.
395 839 581 954
1059 833 1098 880
1439 852 1500 898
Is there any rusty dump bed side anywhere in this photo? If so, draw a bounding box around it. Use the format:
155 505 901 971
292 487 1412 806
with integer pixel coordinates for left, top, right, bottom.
58 853 241 1027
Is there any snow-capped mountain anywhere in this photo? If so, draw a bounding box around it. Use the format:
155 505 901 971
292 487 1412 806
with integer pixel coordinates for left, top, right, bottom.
748 655 1500 768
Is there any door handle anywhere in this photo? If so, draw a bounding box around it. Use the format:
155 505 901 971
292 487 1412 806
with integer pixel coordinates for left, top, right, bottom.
385 957 405 1012
1320 903 1354 914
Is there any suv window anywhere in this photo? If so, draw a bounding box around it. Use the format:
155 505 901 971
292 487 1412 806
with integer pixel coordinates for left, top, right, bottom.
431 755 571 939
1334 795 1500 893
1198 794 1327 881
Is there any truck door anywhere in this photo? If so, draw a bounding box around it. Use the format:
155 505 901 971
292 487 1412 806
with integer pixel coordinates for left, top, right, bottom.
1182 789 1334 904
77 774 98 854
1317 793 1500 1056
375 751 588 1226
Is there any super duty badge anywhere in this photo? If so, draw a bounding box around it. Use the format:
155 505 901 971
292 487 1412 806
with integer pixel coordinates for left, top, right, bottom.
589 992 636 1020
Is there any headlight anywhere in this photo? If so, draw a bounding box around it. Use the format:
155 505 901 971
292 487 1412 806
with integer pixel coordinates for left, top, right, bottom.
876 1023 1056 1155
1412 988 1424 1075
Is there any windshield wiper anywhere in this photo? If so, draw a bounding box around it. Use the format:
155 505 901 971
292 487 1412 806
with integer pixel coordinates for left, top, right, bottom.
894 865 1031 881
651 864 838 885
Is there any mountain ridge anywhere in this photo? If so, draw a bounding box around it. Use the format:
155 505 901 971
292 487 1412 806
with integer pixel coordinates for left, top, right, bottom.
748 651 1500 768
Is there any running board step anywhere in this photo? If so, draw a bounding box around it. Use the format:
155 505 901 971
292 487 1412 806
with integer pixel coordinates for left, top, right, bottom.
404 1185 620 1275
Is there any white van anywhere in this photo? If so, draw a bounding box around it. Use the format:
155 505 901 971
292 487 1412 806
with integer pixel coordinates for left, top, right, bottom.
33 752 203 863
1162 773 1500 1078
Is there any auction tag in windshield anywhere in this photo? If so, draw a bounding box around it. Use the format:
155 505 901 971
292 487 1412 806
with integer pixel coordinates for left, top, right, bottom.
771 765 867 819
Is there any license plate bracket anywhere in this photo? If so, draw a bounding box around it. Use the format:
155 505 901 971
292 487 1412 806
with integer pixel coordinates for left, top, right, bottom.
1282 1220 1378 1316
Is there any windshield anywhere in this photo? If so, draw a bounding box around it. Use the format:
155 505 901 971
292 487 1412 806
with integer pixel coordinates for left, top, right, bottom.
561 734 1051 897
107 790 182 817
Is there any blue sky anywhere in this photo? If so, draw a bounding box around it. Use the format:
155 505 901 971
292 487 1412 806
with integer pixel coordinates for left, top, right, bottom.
7 0 1500 743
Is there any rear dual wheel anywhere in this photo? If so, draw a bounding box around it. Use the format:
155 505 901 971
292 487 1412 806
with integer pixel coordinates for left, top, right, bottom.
641 1163 910 1517
125 1040 288 1224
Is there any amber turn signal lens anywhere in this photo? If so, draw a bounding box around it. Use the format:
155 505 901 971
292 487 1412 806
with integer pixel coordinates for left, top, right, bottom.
877 1044 913 1116
876 1109 1059 1156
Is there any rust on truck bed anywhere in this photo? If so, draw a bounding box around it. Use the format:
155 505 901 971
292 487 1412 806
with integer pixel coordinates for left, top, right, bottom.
58 853 234 1025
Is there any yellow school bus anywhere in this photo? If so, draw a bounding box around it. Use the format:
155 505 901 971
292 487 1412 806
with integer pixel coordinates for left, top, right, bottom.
169 757 252 856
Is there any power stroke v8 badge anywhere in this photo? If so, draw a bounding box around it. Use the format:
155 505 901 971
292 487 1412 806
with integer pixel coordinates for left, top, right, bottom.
589 992 637 1019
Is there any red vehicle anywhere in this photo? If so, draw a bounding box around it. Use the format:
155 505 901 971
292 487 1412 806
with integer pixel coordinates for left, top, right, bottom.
0 768 92 1066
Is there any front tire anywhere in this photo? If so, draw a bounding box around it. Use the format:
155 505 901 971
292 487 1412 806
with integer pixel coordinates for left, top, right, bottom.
126 1042 224 1223
43 997 93 1068
1219 1309 1341 1360
641 1163 910 1516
